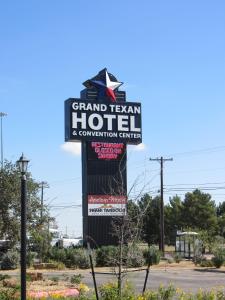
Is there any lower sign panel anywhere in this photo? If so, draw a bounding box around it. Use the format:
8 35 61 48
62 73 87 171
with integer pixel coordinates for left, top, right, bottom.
88 203 126 216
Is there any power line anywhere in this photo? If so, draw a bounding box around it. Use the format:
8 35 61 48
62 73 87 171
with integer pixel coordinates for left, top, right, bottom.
165 181 225 186
168 145 225 157
48 177 81 185
50 205 82 209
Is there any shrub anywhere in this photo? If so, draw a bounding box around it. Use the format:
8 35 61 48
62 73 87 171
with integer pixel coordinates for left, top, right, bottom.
173 253 182 263
0 274 10 281
99 282 119 299
70 274 83 284
49 247 92 269
199 258 214 268
49 247 67 263
143 289 159 300
143 246 161 266
122 281 136 299
49 276 59 283
192 253 203 266
26 251 37 268
0 287 19 300
99 281 135 300
0 250 19 270
48 260 66 270
158 284 176 300
192 255 214 267
64 248 77 268
167 258 174 264
96 245 118 267
75 249 91 269
126 245 145 268
212 248 225 268
65 248 91 269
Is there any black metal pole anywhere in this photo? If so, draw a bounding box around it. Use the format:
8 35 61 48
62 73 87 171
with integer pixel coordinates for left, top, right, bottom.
21 174 27 300
87 242 99 300
160 157 165 256
149 157 173 255
142 261 151 295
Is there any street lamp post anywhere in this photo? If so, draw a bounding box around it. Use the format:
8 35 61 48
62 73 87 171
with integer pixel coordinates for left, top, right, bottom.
17 153 29 300
0 112 7 170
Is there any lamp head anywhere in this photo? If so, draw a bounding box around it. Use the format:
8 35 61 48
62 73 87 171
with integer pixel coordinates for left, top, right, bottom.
17 153 29 175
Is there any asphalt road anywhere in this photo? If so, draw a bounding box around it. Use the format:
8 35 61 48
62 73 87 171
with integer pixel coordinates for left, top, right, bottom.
2 268 225 293
81 268 225 293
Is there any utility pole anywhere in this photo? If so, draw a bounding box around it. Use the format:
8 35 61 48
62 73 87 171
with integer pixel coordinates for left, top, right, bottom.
0 112 7 170
39 181 49 263
40 181 49 223
149 157 173 256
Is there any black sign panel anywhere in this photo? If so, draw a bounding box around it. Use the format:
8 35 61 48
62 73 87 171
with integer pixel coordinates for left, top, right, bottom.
65 68 142 246
65 98 142 145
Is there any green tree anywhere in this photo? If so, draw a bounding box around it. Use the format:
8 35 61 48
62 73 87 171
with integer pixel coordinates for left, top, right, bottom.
127 200 141 238
164 195 183 245
137 194 160 245
215 201 225 238
217 201 225 217
0 160 51 255
127 200 139 220
181 189 218 234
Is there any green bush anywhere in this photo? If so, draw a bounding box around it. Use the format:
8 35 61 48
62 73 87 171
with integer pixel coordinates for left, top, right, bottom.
192 255 214 267
173 253 182 263
70 273 83 284
0 274 10 281
212 248 225 268
65 248 92 269
47 247 93 269
0 288 19 300
49 276 59 283
96 244 145 268
199 258 214 268
126 245 145 268
0 250 19 270
167 258 174 264
99 281 135 300
26 251 37 268
49 247 67 263
143 246 161 266
48 260 66 270
143 285 176 300
99 282 118 299
96 245 118 267
158 284 176 300
192 254 203 266
75 249 91 269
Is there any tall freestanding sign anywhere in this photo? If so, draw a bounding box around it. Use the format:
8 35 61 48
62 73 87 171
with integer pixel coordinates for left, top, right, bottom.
65 68 142 247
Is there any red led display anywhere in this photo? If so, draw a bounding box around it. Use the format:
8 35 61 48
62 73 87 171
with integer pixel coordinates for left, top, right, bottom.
88 142 125 160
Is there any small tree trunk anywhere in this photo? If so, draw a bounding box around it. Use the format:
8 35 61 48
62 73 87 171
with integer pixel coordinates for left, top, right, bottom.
142 261 151 295
87 242 99 300
118 226 123 299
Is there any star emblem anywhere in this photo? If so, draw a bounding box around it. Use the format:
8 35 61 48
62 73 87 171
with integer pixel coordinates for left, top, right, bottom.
87 69 123 102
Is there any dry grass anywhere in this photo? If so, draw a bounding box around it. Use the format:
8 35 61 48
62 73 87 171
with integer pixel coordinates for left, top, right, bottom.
27 279 77 292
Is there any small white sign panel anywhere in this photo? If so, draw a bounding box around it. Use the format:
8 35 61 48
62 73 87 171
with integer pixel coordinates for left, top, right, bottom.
88 203 126 216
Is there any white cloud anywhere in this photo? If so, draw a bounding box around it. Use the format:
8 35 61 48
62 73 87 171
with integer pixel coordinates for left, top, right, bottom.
130 143 146 152
61 142 81 156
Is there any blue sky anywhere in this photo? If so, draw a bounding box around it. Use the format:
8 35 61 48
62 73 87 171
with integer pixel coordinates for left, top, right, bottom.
1 1 225 236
